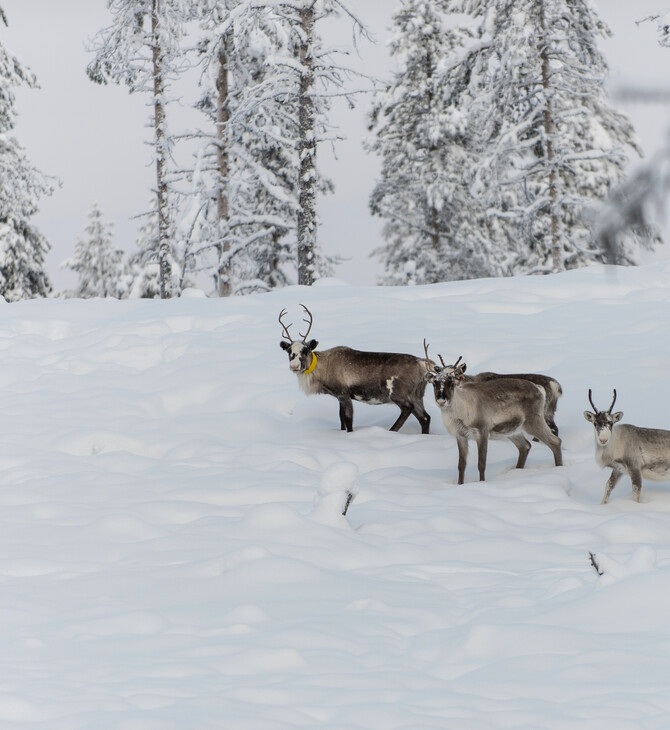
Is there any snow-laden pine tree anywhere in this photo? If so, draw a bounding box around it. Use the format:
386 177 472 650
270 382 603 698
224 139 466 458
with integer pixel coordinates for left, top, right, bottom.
87 0 192 298
367 0 496 285
184 0 297 296
452 0 643 273
595 11 670 262
186 0 366 292
118 206 162 298
62 201 124 298
0 6 53 301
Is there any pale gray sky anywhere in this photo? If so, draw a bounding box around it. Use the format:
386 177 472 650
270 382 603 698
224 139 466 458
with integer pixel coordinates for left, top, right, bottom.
2 0 669 291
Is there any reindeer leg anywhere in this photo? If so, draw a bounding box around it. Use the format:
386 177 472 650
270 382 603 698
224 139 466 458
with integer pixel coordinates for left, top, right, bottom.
338 397 354 432
476 432 488 482
456 436 468 485
526 417 562 467
602 468 622 504
389 403 412 432
411 402 431 434
546 417 559 437
629 468 643 503
509 434 531 469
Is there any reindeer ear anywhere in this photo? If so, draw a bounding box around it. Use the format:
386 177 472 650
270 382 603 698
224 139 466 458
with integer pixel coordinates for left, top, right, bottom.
306 339 318 351
280 340 291 351
460 363 467 374
612 411 623 423
584 411 596 423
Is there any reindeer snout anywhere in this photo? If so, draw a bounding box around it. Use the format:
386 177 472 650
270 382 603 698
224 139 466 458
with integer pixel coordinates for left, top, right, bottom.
436 398 447 407
289 361 301 371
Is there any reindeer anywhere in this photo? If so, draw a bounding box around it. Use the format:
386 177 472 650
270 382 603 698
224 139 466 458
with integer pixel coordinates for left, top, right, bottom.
424 343 563 484
279 305 431 433
584 389 670 504
430 354 562 437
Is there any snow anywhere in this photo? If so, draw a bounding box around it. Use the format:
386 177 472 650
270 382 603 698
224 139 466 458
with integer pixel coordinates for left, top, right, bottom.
3 263 670 727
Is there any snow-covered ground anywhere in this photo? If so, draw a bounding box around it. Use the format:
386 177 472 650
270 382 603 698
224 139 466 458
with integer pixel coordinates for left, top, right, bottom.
3 264 670 728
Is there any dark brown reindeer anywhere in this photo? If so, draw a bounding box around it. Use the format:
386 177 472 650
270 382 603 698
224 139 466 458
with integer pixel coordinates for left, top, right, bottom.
424 343 562 484
279 305 431 433
585 389 670 504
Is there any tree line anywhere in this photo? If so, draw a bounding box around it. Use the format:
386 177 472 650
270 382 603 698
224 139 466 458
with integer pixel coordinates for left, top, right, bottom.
0 0 662 301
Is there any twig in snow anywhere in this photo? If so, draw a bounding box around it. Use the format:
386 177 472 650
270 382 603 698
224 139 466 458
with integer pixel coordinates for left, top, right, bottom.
589 552 603 576
342 492 354 517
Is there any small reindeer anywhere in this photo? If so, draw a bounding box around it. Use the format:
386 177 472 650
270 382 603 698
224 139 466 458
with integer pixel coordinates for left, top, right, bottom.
424 344 562 484
432 356 562 437
584 389 670 504
279 306 431 433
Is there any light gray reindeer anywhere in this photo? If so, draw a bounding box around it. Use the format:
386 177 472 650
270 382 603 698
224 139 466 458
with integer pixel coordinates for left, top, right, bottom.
424 343 563 484
431 353 562 437
584 389 670 504
279 305 431 433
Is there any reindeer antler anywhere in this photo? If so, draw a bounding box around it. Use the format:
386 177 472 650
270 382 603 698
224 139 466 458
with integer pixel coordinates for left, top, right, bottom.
423 339 435 372
587 388 598 413
278 308 293 342
588 388 617 414
608 389 617 413
452 355 463 369
299 304 313 342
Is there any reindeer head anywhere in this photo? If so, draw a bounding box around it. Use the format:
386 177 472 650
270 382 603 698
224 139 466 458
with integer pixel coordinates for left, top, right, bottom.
279 305 319 373
423 340 467 407
584 389 623 445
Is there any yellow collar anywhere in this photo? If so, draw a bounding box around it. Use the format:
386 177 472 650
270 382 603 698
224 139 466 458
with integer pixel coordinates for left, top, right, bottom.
304 353 317 375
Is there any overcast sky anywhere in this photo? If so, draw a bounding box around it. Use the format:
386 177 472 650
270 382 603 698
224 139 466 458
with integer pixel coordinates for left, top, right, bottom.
2 0 670 292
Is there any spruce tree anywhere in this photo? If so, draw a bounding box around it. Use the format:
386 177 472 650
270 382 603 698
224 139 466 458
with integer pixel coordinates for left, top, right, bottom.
367 0 493 284
453 0 642 273
62 202 123 298
0 6 53 301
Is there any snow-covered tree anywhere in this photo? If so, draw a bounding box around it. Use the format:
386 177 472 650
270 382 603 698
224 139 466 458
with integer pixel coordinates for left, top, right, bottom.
286 0 368 286
118 207 162 298
367 0 496 285
61 201 124 298
0 6 53 301
87 0 192 298
184 0 297 295
453 0 643 273
596 11 670 262
186 0 366 294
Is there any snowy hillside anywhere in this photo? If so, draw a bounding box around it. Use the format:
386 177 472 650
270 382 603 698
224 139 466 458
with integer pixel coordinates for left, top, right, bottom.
3 264 670 728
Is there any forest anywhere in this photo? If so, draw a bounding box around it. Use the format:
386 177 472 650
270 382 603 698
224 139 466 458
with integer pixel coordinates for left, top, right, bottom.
0 0 668 302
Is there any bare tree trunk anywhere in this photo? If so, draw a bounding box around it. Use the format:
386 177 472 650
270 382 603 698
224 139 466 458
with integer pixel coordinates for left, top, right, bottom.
539 3 562 273
152 0 172 298
297 4 316 286
216 37 231 296
429 204 440 282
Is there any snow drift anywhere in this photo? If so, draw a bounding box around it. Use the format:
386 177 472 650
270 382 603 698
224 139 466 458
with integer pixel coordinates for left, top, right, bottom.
2 263 670 729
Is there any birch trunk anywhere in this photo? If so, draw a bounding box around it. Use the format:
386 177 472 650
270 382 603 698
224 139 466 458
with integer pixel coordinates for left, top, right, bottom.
152 0 172 298
297 4 316 287
216 37 231 297
539 2 562 273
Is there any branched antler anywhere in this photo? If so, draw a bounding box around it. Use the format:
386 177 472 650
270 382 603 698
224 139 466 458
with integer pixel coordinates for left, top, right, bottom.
278 309 293 342
299 304 313 342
